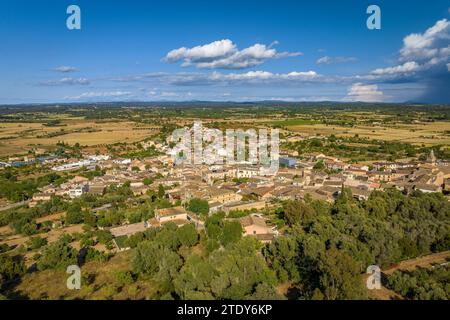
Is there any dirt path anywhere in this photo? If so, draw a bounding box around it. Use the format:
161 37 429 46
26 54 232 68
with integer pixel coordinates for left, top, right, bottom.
383 251 450 275
0 200 30 212
367 250 450 300
35 212 65 224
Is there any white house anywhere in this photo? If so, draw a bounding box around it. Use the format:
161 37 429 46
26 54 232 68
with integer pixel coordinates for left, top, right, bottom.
69 184 89 199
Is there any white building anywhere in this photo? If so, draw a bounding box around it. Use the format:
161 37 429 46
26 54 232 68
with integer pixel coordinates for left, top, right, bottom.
52 160 92 172
69 184 89 199
237 167 260 179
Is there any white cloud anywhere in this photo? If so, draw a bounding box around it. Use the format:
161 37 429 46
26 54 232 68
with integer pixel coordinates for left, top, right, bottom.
316 56 332 64
400 19 450 61
371 61 421 75
316 56 357 65
209 70 319 83
164 39 302 69
346 83 384 102
144 89 194 99
53 66 77 73
447 62 450 71
166 39 235 62
283 71 318 78
367 19 450 83
113 70 323 86
41 77 90 86
211 70 274 80
67 91 132 100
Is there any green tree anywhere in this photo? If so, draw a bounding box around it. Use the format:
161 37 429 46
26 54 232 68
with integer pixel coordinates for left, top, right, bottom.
317 248 367 300
0 255 26 285
37 239 78 271
157 184 165 198
66 203 83 225
220 221 242 246
173 254 216 299
187 198 209 216
83 211 97 227
205 213 224 240
247 283 283 300
133 240 182 278
209 237 277 299
21 222 38 236
284 200 314 226
313 160 325 171
177 223 199 247
96 230 113 245
264 236 301 283
27 236 47 250
115 270 135 288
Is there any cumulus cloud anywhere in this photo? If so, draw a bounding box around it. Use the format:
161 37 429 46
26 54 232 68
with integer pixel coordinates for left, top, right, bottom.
371 61 421 76
366 18 450 103
108 16 450 103
370 19 449 79
111 70 322 86
174 70 322 86
346 83 384 102
316 56 357 65
400 19 450 62
164 39 302 69
112 19 450 103
53 66 77 73
40 77 90 86
210 70 318 81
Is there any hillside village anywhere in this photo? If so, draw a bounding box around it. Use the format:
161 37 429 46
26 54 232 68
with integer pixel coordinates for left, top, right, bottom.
1 134 449 253
3 0 450 303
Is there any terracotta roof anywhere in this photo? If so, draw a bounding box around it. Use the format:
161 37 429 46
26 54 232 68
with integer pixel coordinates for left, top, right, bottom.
240 215 267 228
110 222 147 237
155 206 187 217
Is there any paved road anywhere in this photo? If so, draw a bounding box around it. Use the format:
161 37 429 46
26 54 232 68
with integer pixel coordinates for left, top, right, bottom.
0 200 30 212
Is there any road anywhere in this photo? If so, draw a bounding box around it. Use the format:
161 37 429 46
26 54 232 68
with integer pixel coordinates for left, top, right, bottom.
0 200 30 212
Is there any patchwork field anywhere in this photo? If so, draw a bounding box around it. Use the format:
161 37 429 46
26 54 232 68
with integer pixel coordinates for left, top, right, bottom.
0 120 159 156
285 121 450 146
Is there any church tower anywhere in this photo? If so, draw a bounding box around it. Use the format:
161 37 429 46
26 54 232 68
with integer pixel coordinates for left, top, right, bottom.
428 150 437 165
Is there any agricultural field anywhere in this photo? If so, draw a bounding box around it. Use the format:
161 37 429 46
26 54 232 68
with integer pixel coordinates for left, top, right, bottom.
0 119 159 157
284 121 450 146
0 103 449 302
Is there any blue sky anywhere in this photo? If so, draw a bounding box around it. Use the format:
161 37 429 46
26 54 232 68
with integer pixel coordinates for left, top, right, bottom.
1 0 450 104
